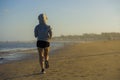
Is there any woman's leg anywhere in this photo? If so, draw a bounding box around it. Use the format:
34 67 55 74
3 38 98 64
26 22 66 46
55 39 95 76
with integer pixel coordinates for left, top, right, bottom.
44 47 50 61
37 48 44 70
44 47 50 68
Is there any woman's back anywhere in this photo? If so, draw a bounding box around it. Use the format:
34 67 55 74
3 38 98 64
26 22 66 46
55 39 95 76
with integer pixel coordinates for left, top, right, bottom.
35 24 51 41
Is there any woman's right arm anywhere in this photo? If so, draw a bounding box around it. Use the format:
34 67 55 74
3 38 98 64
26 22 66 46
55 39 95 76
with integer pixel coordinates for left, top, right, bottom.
48 26 52 39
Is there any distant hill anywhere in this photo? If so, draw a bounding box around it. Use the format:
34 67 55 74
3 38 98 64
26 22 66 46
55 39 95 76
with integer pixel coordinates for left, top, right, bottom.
52 32 120 41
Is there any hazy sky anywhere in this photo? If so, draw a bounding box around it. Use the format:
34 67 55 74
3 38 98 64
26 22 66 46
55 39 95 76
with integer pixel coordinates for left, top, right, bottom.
0 0 120 41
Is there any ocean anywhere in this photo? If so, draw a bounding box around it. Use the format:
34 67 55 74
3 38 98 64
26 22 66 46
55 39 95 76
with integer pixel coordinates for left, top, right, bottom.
0 41 66 64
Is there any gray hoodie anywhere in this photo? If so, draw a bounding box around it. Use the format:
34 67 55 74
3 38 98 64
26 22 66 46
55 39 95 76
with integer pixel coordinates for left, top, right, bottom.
34 24 52 42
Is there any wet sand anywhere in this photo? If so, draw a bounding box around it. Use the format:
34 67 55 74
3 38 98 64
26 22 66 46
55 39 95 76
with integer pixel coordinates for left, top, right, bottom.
0 40 120 80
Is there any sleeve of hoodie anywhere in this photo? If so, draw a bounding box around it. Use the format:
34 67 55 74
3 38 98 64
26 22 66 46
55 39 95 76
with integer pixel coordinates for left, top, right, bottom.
34 26 38 38
48 26 52 39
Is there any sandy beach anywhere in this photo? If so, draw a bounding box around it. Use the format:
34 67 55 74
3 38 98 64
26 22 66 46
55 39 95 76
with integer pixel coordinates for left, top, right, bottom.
0 40 120 80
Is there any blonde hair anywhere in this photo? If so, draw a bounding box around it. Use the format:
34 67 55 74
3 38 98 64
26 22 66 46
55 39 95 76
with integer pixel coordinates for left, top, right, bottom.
38 13 48 24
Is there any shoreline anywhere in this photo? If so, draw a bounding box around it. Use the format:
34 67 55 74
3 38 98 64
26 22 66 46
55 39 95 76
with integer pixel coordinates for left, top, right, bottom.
0 40 120 80
0 41 74 64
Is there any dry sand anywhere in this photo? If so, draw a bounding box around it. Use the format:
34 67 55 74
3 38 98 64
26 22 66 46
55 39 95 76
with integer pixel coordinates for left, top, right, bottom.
0 40 120 80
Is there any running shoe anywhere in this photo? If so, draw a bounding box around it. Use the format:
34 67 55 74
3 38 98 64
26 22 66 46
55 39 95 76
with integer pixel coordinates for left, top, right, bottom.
40 69 46 74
